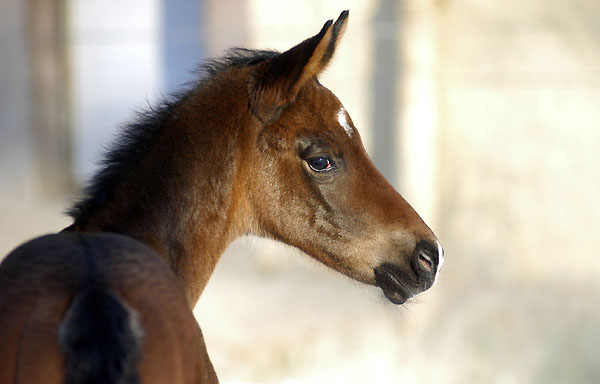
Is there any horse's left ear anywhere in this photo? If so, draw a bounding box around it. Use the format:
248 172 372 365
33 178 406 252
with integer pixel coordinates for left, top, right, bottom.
249 10 349 124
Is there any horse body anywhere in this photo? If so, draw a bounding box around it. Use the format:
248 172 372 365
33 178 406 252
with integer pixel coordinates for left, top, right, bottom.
0 11 443 383
0 233 216 384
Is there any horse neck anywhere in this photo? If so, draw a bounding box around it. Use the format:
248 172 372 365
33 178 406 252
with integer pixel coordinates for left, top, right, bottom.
79 72 255 306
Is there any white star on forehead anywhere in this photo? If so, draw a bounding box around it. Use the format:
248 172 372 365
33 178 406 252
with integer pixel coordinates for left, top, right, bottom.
337 107 353 138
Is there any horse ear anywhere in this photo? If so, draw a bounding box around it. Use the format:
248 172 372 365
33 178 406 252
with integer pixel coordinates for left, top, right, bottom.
249 10 349 124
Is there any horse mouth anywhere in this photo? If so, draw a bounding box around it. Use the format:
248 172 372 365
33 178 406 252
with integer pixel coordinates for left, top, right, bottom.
374 264 414 305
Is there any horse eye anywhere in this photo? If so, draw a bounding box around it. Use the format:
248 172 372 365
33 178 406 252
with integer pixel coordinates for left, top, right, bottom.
307 157 334 172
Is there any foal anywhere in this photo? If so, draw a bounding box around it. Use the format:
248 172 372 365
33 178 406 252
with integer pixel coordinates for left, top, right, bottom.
0 11 443 383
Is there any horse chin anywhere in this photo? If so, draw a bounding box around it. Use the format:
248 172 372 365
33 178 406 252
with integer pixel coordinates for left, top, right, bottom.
374 264 414 305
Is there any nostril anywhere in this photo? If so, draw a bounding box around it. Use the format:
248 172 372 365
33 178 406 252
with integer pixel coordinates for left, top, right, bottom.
417 251 434 273
414 241 439 278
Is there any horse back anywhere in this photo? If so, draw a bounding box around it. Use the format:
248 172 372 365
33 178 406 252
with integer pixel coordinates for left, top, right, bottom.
0 233 217 384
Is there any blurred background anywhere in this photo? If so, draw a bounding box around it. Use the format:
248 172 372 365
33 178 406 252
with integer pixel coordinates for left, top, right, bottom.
1 0 599 383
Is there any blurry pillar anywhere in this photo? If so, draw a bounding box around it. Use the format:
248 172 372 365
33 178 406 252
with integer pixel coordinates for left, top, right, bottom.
27 0 74 197
371 0 401 187
202 0 247 57
160 0 204 93
0 0 36 201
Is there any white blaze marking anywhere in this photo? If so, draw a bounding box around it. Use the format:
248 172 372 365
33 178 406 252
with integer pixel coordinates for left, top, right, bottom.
337 107 353 137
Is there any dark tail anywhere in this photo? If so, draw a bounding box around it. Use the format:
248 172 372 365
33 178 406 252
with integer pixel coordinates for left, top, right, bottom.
59 285 143 384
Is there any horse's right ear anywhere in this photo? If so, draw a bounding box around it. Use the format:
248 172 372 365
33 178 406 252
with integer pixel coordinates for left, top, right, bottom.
249 10 349 124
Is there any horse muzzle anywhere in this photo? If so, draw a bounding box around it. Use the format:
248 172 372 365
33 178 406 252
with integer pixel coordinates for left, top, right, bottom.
374 240 444 305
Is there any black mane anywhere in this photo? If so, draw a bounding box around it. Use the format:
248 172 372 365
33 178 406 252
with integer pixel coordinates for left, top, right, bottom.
67 48 279 227
200 48 277 77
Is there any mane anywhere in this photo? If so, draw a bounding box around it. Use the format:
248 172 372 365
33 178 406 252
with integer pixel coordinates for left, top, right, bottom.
67 48 279 226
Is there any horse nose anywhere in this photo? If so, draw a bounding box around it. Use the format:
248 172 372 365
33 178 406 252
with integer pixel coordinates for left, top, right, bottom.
413 240 444 283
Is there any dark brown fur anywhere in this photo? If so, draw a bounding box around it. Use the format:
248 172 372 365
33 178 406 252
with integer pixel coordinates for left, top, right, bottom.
0 233 217 384
0 11 443 383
